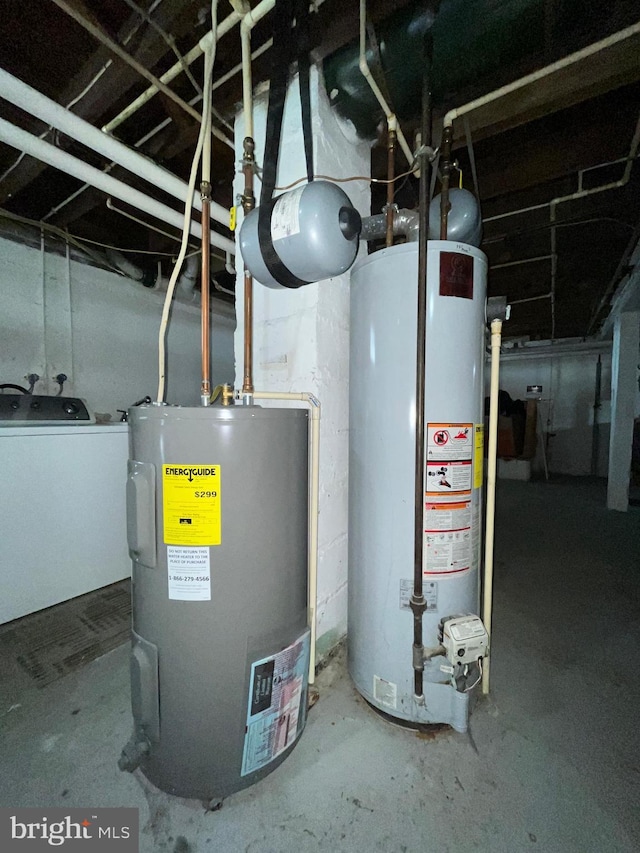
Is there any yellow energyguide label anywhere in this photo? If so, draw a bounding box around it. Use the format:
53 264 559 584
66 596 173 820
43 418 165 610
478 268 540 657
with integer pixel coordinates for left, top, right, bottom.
162 464 221 546
474 425 484 489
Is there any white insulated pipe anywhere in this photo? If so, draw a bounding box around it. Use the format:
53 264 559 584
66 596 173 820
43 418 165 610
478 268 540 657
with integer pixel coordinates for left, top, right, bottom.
444 22 640 130
103 0 276 136
0 68 230 230
359 0 414 169
482 319 503 696
252 390 320 685
240 21 255 140
0 117 235 255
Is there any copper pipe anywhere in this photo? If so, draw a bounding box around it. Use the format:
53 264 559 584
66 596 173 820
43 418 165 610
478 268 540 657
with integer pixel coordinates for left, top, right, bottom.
200 183 212 403
241 136 256 396
439 124 453 239
385 128 396 247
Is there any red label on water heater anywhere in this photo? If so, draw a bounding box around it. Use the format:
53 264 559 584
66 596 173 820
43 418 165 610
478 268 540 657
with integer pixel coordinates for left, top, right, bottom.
439 252 473 299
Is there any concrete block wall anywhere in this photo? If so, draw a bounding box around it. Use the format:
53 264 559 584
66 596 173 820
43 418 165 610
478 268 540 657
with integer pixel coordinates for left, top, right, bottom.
234 67 370 655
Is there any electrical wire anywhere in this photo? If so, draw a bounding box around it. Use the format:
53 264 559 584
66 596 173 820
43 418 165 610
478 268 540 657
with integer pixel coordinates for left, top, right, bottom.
273 166 419 192
464 658 483 692
156 0 218 403
0 208 198 260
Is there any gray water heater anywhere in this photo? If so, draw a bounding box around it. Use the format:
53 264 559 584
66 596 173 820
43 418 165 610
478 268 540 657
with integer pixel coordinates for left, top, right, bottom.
123 404 310 802
239 180 361 288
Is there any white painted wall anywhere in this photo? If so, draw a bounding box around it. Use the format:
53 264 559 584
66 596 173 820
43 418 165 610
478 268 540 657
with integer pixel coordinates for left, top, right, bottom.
497 342 612 476
0 235 235 418
234 67 370 654
607 312 639 510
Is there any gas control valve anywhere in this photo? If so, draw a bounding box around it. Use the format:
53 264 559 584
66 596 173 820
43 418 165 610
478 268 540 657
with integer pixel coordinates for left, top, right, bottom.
442 615 488 666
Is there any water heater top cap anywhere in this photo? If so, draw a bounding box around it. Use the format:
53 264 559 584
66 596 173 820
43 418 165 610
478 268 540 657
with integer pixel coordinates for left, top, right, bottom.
239 180 361 289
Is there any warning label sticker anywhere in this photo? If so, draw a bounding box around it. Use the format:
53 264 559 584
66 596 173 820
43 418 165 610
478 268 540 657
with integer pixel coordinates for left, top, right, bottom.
373 675 397 710
167 546 210 601
271 186 304 241
242 630 310 777
400 579 438 613
424 500 472 575
427 423 473 462
474 424 484 488
162 464 221 546
425 529 472 574
425 500 471 531
426 460 472 495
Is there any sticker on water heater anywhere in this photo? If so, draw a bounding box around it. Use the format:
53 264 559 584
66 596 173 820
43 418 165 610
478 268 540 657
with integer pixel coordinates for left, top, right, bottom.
162 464 221 545
474 424 484 488
399 579 438 612
427 423 473 462
424 529 472 575
425 460 472 495
373 675 397 710
167 546 211 601
439 251 474 299
241 629 310 776
423 502 472 576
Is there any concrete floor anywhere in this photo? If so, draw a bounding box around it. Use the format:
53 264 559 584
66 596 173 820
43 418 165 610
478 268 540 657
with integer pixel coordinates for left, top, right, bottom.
1 478 639 853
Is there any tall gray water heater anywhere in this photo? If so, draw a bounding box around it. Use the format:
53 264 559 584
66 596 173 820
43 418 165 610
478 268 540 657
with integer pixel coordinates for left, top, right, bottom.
349 241 487 732
124 404 310 801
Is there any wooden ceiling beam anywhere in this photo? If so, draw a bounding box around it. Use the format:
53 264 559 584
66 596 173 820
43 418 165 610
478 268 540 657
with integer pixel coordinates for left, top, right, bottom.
0 0 202 205
441 22 640 146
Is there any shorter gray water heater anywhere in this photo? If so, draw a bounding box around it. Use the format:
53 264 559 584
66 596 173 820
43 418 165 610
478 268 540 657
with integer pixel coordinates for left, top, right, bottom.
123 404 310 802
239 180 361 289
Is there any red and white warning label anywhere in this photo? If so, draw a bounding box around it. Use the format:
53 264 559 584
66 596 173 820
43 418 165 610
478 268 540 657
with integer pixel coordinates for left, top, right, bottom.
427 423 473 462
424 499 472 574
425 460 472 494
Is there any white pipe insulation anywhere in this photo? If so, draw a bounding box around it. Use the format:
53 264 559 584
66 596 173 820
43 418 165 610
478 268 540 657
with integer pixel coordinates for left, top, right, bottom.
0 117 235 255
105 249 200 299
102 0 276 136
358 0 414 169
0 68 230 231
443 22 640 130
482 319 503 696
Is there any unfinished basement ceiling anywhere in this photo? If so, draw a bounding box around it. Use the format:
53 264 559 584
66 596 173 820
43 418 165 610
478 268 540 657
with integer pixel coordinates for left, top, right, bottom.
0 0 639 338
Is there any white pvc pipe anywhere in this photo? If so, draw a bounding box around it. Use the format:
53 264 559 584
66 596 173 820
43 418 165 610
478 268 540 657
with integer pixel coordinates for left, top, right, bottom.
444 22 640 130
252 391 320 685
102 10 243 134
103 0 276 135
240 22 255 141
359 0 414 169
0 68 230 229
0 117 235 255
482 319 503 696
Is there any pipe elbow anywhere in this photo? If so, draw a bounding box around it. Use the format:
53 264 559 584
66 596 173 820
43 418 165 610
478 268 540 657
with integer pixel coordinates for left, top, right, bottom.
358 56 371 79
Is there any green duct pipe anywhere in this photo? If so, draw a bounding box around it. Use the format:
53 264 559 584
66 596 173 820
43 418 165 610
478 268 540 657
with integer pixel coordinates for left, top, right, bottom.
324 0 553 138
